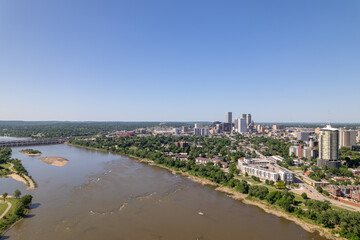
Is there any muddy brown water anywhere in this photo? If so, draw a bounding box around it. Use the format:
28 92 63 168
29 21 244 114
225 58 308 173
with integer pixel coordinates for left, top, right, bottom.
0 142 326 240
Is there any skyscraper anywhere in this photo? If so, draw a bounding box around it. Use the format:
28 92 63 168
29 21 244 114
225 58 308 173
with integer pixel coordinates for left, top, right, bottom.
246 114 252 127
234 118 240 132
226 112 232 124
317 125 341 168
239 117 248 133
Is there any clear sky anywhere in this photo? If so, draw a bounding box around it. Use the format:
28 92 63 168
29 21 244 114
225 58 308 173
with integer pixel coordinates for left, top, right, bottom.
0 0 359 123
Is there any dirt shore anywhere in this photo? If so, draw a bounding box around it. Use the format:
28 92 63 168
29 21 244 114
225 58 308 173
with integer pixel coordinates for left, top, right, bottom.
7 174 27 185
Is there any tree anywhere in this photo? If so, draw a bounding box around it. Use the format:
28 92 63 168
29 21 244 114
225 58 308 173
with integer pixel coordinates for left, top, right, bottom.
317 186 323 193
14 189 21 199
301 192 308 199
275 180 286 189
2 192 8 202
244 172 248 177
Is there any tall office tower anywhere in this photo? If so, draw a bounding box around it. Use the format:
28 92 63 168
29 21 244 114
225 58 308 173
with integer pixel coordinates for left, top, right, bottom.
317 125 341 168
234 118 240 132
241 114 247 119
239 118 248 133
226 112 232 124
246 114 252 127
194 123 202 128
339 129 357 147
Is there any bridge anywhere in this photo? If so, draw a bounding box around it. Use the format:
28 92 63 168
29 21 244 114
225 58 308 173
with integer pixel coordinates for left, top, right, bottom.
0 138 66 148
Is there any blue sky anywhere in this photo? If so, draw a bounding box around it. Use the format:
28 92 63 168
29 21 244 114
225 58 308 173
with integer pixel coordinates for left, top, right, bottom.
0 0 359 122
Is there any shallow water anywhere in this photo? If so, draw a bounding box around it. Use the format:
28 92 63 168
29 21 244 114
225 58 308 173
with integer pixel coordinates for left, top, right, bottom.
1 142 326 240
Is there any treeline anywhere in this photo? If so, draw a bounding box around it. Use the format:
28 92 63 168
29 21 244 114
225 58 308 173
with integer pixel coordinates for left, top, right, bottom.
0 147 11 164
69 136 360 239
251 137 291 158
70 135 243 164
0 195 33 235
0 121 197 138
21 149 41 154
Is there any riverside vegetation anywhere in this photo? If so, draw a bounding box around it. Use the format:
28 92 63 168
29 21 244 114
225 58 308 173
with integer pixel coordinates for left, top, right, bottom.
0 194 33 235
0 147 37 188
20 149 41 155
69 135 360 240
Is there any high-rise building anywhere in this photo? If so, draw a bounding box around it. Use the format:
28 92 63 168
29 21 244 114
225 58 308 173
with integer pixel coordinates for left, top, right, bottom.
317 125 341 168
226 112 232 125
246 114 252 127
239 118 248 133
241 114 247 119
234 118 240 132
339 129 357 148
194 123 202 128
194 127 209 137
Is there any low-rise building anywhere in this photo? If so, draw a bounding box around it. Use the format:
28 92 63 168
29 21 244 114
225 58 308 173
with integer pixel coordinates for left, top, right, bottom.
238 157 295 183
174 141 189 148
195 157 228 168
116 131 135 136
329 185 360 202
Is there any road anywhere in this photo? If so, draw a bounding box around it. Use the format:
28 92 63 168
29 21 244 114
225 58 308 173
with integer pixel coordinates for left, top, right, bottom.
290 181 360 212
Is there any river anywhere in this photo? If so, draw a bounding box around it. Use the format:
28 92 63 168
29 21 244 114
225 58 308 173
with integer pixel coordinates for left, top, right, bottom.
0 141 326 240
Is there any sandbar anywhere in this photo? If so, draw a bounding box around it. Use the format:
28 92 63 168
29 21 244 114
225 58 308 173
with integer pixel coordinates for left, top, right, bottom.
39 156 69 167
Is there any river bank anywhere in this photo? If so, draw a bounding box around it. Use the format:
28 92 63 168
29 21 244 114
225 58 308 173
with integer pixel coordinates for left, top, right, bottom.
66 143 340 240
6 163 36 190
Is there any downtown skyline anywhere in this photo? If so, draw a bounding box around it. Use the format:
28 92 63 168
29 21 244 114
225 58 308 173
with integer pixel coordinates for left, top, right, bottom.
1 0 360 122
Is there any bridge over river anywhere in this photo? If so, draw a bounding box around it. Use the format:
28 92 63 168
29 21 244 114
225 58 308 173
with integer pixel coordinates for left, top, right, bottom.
0 138 66 147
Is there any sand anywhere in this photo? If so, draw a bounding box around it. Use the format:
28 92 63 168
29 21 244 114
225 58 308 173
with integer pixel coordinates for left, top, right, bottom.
7 174 27 185
39 156 69 167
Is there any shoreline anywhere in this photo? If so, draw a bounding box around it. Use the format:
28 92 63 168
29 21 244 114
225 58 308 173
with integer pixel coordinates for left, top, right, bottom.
67 143 341 240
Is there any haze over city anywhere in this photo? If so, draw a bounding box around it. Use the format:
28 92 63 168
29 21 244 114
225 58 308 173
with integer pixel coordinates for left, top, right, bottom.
1 0 359 122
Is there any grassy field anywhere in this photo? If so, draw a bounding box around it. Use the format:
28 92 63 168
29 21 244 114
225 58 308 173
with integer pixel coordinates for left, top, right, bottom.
0 163 11 175
0 164 10 169
0 203 8 216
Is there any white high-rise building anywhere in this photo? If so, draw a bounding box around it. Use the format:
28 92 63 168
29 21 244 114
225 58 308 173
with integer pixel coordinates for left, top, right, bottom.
226 112 232 125
339 129 357 147
317 125 340 168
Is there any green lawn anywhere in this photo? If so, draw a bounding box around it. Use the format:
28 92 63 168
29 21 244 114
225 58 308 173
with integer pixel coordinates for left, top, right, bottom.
0 198 20 219
0 202 8 216
0 163 10 170
289 166 302 171
0 163 11 175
